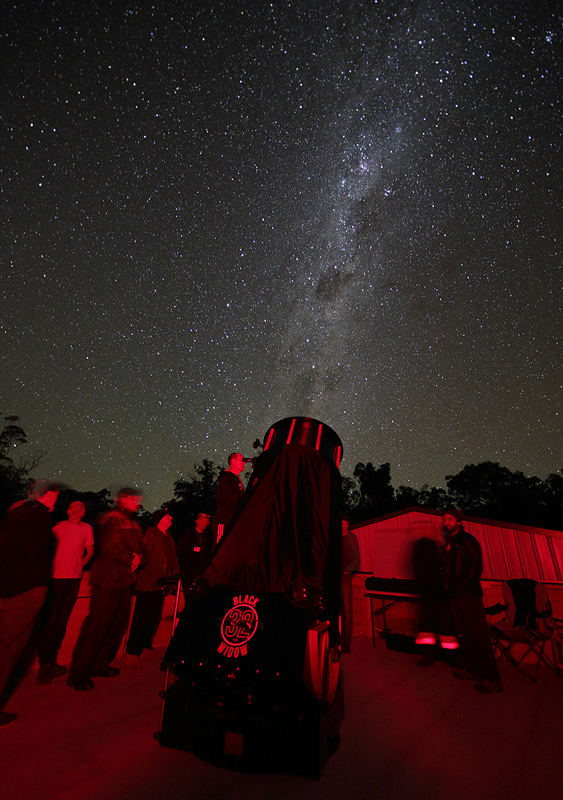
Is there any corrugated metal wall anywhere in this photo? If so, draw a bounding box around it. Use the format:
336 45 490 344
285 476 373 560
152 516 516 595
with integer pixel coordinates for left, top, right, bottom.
353 509 563 583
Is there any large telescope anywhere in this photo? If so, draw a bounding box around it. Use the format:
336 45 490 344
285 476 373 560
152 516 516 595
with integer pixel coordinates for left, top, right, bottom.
158 417 344 776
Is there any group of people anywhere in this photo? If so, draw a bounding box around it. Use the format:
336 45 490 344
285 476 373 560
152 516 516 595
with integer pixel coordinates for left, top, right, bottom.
0 453 504 732
414 509 503 694
0 466 232 729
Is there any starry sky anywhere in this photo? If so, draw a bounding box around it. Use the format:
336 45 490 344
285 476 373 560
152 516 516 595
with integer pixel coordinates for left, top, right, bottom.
1 1 562 510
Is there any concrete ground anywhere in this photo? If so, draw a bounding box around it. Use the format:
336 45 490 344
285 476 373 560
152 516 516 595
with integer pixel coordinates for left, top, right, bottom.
2 627 563 800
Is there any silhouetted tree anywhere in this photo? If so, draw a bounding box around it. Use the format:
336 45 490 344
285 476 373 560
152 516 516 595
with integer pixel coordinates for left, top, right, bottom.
393 484 449 513
0 415 27 460
417 484 449 510
445 461 550 527
352 461 395 521
0 414 46 517
340 474 360 517
163 458 222 537
395 485 421 509
542 470 563 530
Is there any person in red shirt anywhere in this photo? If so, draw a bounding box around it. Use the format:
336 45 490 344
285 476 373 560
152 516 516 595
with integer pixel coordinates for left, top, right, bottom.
36 500 95 685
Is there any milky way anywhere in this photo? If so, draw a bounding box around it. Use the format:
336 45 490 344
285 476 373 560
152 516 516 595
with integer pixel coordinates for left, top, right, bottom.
1 1 561 508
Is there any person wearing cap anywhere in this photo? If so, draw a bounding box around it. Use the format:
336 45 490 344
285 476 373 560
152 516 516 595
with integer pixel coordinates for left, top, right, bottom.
442 508 503 693
36 500 95 685
67 488 146 691
212 452 245 545
124 509 178 667
0 480 59 728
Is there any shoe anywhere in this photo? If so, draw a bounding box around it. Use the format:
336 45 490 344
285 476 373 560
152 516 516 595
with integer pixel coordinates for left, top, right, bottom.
67 677 95 691
0 711 18 729
124 653 141 668
37 663 67 684
415 633 437 646
474 680 504 694
91 666 120 678
51 664 67 678
36 665 53 685
439 635 460 650
452 668 480 681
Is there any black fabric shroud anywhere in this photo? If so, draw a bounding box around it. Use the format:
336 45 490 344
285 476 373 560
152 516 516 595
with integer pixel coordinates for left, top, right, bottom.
203 444 341 619
164 588 313 679
164 441 342 671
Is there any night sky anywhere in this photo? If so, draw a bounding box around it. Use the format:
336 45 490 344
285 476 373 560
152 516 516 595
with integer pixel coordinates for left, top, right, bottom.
2 1 562 510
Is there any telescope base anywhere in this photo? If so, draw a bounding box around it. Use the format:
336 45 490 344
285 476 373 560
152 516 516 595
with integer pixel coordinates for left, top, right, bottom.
157 672 343 778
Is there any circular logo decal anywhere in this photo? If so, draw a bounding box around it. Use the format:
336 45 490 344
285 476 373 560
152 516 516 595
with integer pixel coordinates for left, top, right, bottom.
221 603 259 647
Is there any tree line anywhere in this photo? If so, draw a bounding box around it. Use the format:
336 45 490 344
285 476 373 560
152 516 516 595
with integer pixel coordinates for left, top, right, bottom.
346 460 563 531
1 415 562 533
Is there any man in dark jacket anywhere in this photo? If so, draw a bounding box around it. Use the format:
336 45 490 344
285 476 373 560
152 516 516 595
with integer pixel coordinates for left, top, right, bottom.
211 452 245 544
124 509 178 666
176 512 212 594
443 509 503 693
0 480 59 728
67 488 146 691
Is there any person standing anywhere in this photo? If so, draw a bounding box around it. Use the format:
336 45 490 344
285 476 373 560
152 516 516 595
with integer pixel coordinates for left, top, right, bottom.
36 500 95 685
212 453 245 544
124 509 178 667
0 480 59 728
341 517 360 654
176 512 212 594
67 488 145 691
412 536 459 666
442 509 503 693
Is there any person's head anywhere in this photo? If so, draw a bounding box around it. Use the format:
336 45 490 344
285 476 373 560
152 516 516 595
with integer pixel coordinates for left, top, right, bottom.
67 500 86 524
152 509 172 531
342 516 350 535
195 512 211 533
443 508 463 535
228 452 245 476
115 488 143 514
28 480 60 512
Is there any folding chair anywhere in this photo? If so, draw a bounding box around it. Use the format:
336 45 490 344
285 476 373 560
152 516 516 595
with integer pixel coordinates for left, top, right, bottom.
485 578 561 682
542 591 563 676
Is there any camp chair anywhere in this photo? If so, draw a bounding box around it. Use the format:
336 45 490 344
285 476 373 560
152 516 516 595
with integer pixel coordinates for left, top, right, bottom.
485 578 562 682
543 599 563 675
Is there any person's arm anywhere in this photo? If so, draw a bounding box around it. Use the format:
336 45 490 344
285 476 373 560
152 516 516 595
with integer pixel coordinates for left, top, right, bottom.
83 524 95 567
130 552 143 572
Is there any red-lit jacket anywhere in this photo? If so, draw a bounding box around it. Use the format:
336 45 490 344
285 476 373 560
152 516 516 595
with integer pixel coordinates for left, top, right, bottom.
443 527 483 599
90 508 146 588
